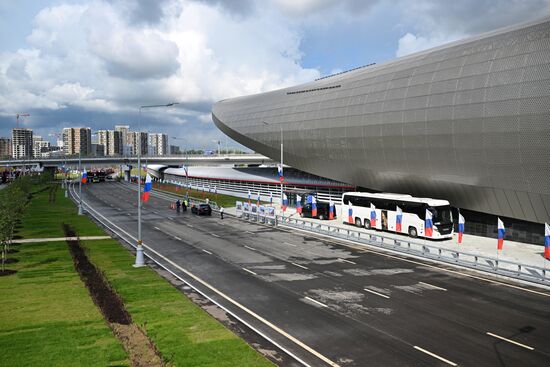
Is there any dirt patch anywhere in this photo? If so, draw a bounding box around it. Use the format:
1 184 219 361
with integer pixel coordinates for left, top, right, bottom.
0 269 17 277
64 225 164 367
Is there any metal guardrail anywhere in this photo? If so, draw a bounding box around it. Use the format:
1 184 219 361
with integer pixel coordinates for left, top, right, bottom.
238 212 549 286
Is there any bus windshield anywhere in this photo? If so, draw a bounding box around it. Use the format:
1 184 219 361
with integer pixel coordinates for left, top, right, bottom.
428 206 452 224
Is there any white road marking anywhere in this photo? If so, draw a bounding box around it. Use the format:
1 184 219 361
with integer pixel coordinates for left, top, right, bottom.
211 233 221 238
486 332 535 350
419 281 447 291
174 236 182 241
243 267 257 275
187 224 194 228
168 217 174 220
244 245 256 251
338 258 356 264
154 226 160 231
413 346 457 366
127 213 131 216
364 288 390 299
116 208 121 211
152 211 158 214
284 242 297 247
202 249 213 255
304 296 328 308
71 184 342 367
245 230 254 234
292 262 309 270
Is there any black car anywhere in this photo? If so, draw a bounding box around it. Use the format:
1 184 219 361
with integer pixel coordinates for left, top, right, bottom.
300 202 335 220
191 203 212 216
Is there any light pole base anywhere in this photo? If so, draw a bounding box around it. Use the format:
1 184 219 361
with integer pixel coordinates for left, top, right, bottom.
78 204 83 215
134 245 145 267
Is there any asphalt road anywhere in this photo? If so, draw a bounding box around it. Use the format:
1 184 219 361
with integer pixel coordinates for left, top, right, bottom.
75 181 550 367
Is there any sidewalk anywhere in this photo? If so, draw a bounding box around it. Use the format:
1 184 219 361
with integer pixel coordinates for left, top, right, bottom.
224 205 548 269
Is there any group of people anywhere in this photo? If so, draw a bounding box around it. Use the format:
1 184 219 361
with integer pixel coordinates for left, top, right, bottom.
175 199 188 212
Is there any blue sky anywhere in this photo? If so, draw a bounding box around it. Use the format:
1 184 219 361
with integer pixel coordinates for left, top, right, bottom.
1 0 549 150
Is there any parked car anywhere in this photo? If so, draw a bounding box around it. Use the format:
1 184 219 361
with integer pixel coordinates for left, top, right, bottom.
300 202 335 220
191 203 212 216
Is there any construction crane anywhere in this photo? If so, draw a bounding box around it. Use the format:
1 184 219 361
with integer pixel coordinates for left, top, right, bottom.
15 113 30 128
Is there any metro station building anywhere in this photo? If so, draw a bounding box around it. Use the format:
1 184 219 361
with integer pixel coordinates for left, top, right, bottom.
212 17 550 243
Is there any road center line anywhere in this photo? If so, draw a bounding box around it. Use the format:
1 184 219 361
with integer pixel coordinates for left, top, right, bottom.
364 288 390 299
292 262 309 270
244 245 256 251
419 281 447 291
304 296 328 308
187 224 194 228
174 236 182 241
339 258 356 264
211 233 221 238
242 267 257 275
284 242 297 247
486 332 535 350
413 346 457 366
202 249 213 255
154 226 160 231
245 230 254 234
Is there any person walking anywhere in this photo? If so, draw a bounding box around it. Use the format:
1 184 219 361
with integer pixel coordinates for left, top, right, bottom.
176 199 181 213
182 199 187 212
220 206 224 220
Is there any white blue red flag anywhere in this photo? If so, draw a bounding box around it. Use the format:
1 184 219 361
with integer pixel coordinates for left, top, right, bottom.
497 218 505 250
348 201 353 223
282 193 288 212
182 165 188 177
425 209 433 237
396 206 402 232
329 199 334 220
458 213 465 244
370 203 377 227
296 194 302 214
277 164 284 183
248 189 251 205
81 169 87 184
545 222 550 259
312 196 317 217
142 173 152 202
257 192 261 206
270 192 273 205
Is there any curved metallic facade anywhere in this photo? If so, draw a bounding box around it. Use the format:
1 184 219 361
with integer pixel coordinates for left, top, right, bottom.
212 17 550 224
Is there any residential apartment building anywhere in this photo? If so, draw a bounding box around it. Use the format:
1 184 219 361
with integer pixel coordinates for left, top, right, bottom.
33 135 50 158
97 130 123 156
148 133 168 156
62 127 92 156
11 128 33 159
127 131 148 156
115 125 130 146
0 137 11 158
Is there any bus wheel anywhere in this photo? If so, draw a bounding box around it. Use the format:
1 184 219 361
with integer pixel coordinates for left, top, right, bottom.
355 217 362 227
364 219 371 229
408 226 418 238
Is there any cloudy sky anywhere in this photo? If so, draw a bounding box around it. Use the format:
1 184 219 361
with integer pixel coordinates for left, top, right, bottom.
1 0 549 150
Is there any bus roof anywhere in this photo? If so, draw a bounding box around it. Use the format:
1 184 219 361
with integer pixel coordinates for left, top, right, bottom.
343 192 450 207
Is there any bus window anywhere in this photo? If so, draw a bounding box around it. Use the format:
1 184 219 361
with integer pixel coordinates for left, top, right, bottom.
428 206 452 223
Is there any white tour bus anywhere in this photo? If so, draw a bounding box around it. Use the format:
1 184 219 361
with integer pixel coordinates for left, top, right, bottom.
341 192 453 239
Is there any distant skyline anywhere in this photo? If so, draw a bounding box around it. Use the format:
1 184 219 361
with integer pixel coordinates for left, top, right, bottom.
1 0 549 149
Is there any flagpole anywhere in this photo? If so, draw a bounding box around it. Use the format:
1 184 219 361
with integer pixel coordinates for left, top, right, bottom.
280 125 283 220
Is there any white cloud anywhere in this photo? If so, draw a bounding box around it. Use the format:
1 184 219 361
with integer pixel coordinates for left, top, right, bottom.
395 32 462 57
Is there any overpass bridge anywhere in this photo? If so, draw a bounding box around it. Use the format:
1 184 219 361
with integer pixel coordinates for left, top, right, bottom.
0 154 274 169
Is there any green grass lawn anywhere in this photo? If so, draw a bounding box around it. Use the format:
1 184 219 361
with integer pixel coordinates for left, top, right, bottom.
0 240 129 367
16 185 104 239
1 182 274 366
84 239 274 367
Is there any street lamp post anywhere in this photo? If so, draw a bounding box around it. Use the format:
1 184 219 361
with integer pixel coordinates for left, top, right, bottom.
134 102 179 268
78 150 83 215
262 121 283 218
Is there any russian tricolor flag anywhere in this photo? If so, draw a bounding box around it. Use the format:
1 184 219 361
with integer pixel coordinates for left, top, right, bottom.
257 192 261 206
277 164 284 183
296 194 302 214
312 196 317 217
270 192 273 205
545 222 550 259
458 213 465 244
282 193 288 212
182 165 188 178
348 201 353 223
370 203 377 228
329 200 334 220
142 173 152 202
248 189 251 205
497 218 505 250
425 209 433 237
396 206 402 232
81 169 87 184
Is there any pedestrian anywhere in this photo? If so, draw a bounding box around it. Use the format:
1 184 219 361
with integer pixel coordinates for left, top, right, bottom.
176 199 181 213
220 206 224 220
182 199 187 212
205 197 210 204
